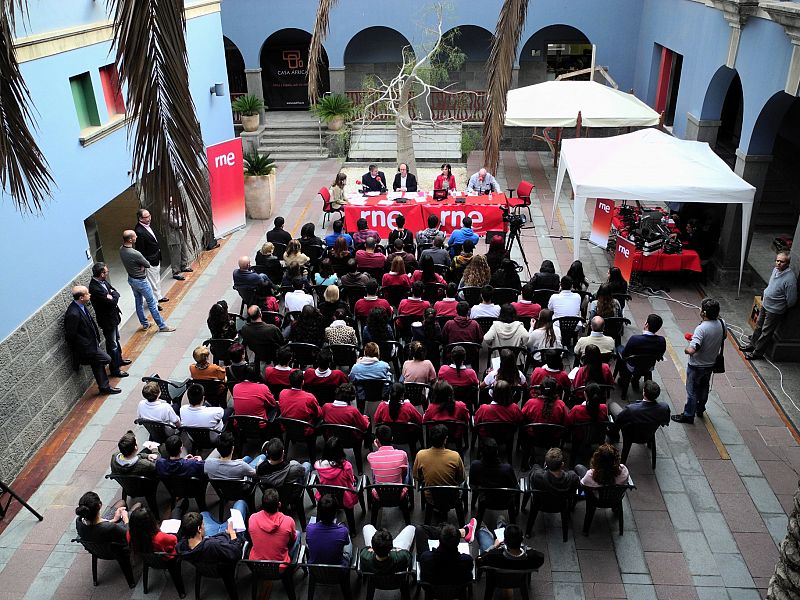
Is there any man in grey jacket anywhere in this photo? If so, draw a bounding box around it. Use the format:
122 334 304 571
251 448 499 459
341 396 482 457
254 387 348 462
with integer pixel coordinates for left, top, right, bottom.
743 252 797 360
119 230 175 332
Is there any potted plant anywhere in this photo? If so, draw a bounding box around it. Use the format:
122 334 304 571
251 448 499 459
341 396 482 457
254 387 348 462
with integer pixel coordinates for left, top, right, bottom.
312 93 353 131
243 151 276 219
232 94 264 132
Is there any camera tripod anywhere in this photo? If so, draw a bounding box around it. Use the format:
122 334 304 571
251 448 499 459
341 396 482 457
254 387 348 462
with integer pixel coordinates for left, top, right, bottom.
505 222 533 279
0 479 43 522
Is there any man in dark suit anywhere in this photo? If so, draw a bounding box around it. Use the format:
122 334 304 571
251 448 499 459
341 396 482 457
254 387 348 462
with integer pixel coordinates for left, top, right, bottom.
88 262 130 377
134 208 170 304
608 380 671 438
361 164 387 193
64 286 121 395
618 313 667 390
392 163 418 192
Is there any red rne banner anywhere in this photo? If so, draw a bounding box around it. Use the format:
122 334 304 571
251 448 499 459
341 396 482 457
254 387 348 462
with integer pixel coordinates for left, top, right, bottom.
589 198 615 249
207 138 247 238
614 236 636 282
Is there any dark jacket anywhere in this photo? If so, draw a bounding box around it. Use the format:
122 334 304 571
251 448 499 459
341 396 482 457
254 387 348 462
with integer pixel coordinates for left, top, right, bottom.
529 271 559 291
241 321 284 351
610 400 671 434
419 548 474 585
134 223 162 266
64 301 105 364
75 517 128 545
156 457 205 479
256 459 307 488
529 464 579 494
267 227 292 246
110 451 157 477
392 172 418 192
176 533 244 564
621 334 667 364
476 546 544 571
89 277 122 329
363 171 388 192
469 460 518 491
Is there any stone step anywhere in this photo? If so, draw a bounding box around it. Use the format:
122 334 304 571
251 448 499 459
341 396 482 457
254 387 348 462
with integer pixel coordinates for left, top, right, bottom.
267 150 330 161
261 129 321 139
259 144 327 153
349 123 462 161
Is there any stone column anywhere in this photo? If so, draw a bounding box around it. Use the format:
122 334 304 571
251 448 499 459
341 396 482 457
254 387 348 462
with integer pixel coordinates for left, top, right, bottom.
685 113 722 147
245 68 266 123
713 149 772 281
329 67 346 95
511 65 520 90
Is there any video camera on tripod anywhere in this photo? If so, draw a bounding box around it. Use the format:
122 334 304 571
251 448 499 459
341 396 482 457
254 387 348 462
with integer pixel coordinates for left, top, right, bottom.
500 205 527 230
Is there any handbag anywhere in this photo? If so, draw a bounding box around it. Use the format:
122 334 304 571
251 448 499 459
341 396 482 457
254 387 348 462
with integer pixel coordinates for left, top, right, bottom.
712 319 726 374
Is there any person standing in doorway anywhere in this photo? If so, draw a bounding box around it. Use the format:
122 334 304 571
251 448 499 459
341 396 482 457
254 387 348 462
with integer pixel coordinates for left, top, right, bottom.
672 298 723 424
119 230 175 333
167 197 193 280
742 252 797 360
134 208 168 303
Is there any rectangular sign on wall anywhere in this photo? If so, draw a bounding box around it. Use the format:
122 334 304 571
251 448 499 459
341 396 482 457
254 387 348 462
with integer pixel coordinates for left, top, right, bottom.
589 198 615 249
614 236 636 282
207 138 246 238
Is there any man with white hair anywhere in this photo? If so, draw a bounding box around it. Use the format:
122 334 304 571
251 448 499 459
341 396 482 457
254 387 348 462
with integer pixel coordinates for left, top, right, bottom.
232 256 269 291
743 251 797 360
467 168 500 194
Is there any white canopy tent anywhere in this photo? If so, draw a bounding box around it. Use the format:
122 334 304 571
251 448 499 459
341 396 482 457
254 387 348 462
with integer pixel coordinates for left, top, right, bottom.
504 81 661 128
550 128 756 294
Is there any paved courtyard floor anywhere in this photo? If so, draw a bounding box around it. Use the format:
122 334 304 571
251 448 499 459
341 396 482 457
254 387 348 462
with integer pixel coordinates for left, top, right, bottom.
0 151 796 600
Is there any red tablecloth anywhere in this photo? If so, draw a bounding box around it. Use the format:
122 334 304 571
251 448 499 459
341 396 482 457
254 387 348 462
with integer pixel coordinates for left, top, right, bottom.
343 193 508 237
611 210 701 272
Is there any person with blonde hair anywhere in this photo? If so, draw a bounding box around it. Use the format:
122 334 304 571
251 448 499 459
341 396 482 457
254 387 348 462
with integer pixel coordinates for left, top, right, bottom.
330 172 347 210
284 239 309 271
318 284 350 324
459 254 491 290
189 346 226 381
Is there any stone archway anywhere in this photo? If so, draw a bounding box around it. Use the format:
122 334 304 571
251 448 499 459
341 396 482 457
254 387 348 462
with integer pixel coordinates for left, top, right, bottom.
343 27 414 91
518 24 591 87
441 25 494 90
223 36 246 94
259 28 330 110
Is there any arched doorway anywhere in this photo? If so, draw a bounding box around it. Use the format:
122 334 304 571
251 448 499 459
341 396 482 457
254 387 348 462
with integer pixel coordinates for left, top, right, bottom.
519 24 591 86
344 27 413 90
224 37 246 94
441 25 494 90
260 29 330 110
700 66 743 164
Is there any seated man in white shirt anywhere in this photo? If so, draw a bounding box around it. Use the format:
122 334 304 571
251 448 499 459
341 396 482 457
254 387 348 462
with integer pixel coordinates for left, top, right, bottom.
284 277 314 313
547 276 582 320
470 285 501 319
573 316 616 357
180 383 227 435
137 380 180 434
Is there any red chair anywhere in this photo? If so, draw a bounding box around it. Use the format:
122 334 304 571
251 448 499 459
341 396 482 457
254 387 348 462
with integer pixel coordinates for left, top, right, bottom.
506 180 534 221
319 187 343 228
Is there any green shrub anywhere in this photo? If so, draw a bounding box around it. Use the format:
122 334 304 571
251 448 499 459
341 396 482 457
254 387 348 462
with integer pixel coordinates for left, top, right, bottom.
311 93 354 122
243 151 276 176
461 127 480 161
231 94 264 116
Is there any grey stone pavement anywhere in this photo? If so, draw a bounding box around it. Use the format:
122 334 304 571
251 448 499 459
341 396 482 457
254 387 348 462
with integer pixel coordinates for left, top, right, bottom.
0 152 795 600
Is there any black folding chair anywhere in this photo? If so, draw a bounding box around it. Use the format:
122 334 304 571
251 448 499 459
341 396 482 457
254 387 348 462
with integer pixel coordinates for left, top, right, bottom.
478 566 538 600
159 475 209 512
474 317 496 337
602 317 631 347
386 421 423 461
443 342 481 371
381 285 408 309
135 418 178 444
258 473 312 531
304 554 353 600
241 550 303 600
404 382 431 410
288 342 320 368
621 422 663 469
183 558 239 600
460 286 481 306
473 420 517 464
493 287 520 305
363 567 415 600
71 537 135 588
306 474 366 533
364 483 414 526
342 286 368 313
329 344 360 371
568 421 610 467
420 484 467 525
422 282 447 304
471 485 523 528
105 473 159 514
423 420 469 456
233 415 275 456
517 423 568 470
142 375 189 407
614 353 663 398
141 551 186 598
485 344 527 373
180 426 219 456
551 316 584 352
520 477 576 540
277 417 319 465
188 378 228 409
203 338 237 366
583 477 636 536
353 379 388 414
209 478 257 521
304 383 338 406
531 289 555 307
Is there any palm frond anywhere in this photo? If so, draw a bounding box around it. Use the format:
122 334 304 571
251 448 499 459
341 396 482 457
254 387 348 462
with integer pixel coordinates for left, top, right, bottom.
108 0 210 244
0 0 55 213
307 0 339 103
483 0 529 172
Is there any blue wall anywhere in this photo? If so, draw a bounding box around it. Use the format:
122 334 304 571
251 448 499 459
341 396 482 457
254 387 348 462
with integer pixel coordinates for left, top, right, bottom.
0 8 233 341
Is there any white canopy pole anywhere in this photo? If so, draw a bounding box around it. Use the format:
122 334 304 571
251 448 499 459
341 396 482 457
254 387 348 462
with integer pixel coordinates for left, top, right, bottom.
739 203 753 298
550 155 569 229
573 196 587 260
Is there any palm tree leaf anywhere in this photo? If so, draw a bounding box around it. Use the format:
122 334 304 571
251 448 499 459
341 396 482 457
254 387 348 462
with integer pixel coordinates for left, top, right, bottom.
0 0 55 213
307 0 339 103
107 0 210 244
483 0 529 173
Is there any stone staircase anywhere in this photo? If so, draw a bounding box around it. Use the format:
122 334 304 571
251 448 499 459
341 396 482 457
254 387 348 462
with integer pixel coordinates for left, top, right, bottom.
349 122 462 162
258 110 328 161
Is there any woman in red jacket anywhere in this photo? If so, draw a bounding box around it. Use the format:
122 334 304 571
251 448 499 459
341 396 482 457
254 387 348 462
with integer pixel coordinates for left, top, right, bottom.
530 352 571 398
573 344 614 398
374 382 423 425
522 376 568 425
567 382 609 426
320 383 371 440
382 256 412 289
437 345 480 388
433 163 456 191
473 380 523 429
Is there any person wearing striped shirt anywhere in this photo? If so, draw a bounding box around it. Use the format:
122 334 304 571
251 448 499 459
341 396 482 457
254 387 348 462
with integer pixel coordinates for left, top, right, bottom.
367 425 411 486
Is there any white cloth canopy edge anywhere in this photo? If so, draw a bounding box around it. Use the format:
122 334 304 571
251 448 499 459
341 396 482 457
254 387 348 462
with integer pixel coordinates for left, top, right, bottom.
550 135 755 296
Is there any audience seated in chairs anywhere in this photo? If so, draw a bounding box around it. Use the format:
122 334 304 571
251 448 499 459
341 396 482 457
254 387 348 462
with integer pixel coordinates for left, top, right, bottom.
382 255 412 289
416 523 474 586
319 285 351 325
601 266 629 307
127 505 185 594
264 346 297 388
530 260 560 291
442 301 483 346
326 308 359 346
484 304 529 349
529 447 580 494
437 345 480 387
225 343 252 385
305 348 349 388
375 382 423 425
284 277 315 313
388 214 415 252
512 283 542 321
484 235 508 274
417 214 446 248
548 276 582 320
156 435 205 478
474 380 524 429
587 284 622 321
608 380 670 438
137 381 181 432
248 488 301 562
190 345 226 384
469 437 518 496
349 342 394 403
386 238 418 273
434 282 460 316
398 281 430 316
522 377 568 426
573 345 615 392
267 216 292 247
289 304 327 344
421 236 452 268
233 367 277 420
490 258 522 291
180 383 226 436
307 494 353 566
367 424 413 488
256 437 312 484
354 279 391 319
278 370 321 433
74 491 135 587
329 237 354 272
321 382 371 439
204 431 266 480
255 242 284 285
353 218 382 247
618 313 667 390
450 238 475 273
325 219 354 249
574 316 616 357
423 380 470 435
300 222 325 248
401 340 437 385
413 423 466 491
233 255 270 294
207 300 236 340
413 254 447 286
359 525 415 574
284 239 311 272
526 308 562 356
111 430 158 477
530 352 571 398
470 285 500 319
475 522 544 571
340 260 371 287
362 307 394 345
568 382 609 426
459 254 492 293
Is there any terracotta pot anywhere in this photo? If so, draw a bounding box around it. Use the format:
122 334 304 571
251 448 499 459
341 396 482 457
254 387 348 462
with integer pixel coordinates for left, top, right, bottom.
327 116 345 131
241 114 260 132
244 172 276 219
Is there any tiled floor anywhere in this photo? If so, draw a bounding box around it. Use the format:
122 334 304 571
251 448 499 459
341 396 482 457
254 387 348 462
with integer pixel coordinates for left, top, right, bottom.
0 152 795 600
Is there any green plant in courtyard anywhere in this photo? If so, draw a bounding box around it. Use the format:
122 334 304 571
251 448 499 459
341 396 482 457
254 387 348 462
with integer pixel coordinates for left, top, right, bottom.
311 93 353 122
243 151 276 176
232 94 264 116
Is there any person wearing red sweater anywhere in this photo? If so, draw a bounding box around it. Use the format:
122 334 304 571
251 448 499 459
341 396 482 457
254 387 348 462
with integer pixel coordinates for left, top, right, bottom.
434 283 460 317
437 345 480 387
572 344 614 397
382 256 412 288
264 346 297 387
248 488 300 565
442 301 483 346
433 163 457 191
278 370 321 436
354 280 393 320
512 283 542 320
321 383 371 439
375 382 424 425
356 237 387 270
567 382 609 426
304 350 349 388
423 381 470 441
398 281 430 316
473 381 523 431
411 255 447 286
233 369 276 420
530 352 571 397
127 505 179 558
522 377 568 425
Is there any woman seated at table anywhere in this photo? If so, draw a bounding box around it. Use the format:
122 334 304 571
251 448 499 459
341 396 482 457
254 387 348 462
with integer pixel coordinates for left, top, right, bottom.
330 172 347 210
433 163 457 191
